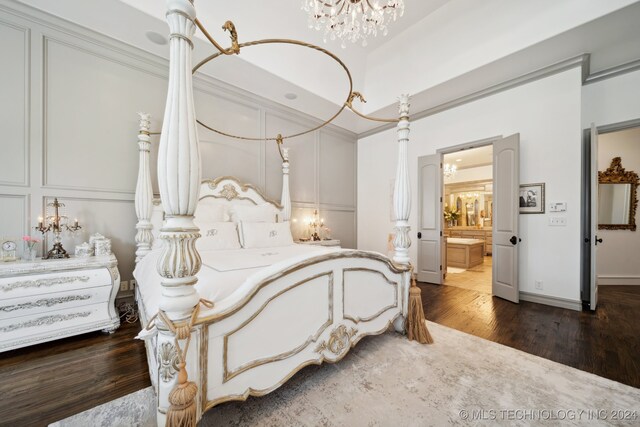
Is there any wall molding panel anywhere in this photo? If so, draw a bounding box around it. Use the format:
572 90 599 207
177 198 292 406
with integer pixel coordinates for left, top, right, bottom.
0 2 357 294
0 17 30 187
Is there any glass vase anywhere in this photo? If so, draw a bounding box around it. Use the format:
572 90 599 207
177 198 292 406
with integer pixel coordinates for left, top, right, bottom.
23 247 37 262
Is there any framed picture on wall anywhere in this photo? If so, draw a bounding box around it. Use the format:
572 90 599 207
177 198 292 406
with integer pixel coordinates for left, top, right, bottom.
519 183 545 214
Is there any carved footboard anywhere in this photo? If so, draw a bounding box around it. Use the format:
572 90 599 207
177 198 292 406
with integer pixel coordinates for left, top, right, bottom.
195 252 410 412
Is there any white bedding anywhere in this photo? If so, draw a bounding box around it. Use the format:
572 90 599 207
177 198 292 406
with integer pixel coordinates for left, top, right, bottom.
134 244 341 318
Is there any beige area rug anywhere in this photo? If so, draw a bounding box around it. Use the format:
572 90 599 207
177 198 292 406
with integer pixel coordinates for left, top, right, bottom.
447 266 466 274
52 322 640 426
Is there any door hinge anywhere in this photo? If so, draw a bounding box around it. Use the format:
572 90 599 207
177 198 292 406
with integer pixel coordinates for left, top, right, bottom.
440 196 443 202
440 265 442 271
440 231 443 236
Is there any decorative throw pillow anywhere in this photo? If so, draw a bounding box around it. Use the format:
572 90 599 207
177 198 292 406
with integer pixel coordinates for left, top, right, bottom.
240 222 294 249
195 198 228 222
194 221 241 251
230 203 278 223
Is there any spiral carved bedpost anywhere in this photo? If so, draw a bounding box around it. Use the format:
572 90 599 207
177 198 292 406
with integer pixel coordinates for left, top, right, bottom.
393 94 411 265
156 0 203 424
281 147 291 222
135 112 154 263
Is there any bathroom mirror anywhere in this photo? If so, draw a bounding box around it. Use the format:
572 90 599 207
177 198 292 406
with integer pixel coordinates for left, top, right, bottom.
598 157 638 231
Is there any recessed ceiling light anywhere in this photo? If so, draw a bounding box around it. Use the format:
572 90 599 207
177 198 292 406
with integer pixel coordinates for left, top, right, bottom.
284 93 298 100
456 158 462 162
146 31 168 45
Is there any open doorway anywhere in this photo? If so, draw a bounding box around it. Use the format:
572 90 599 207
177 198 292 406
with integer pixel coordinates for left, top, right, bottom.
442 146 494 294
417 134 521 303
582 122 640 310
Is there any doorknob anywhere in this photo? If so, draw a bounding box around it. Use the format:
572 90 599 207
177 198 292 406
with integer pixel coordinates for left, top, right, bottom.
584 237 590 243
596 237 603 245
510 235 518 245
417 232 422 239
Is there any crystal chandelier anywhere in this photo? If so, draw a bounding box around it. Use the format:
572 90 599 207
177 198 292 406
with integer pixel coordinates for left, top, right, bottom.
443 163 457 179
302 0 405 47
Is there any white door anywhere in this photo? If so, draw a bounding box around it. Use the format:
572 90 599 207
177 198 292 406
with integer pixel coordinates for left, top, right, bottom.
417 154 443 284
590 123 599 310
492 134 520 302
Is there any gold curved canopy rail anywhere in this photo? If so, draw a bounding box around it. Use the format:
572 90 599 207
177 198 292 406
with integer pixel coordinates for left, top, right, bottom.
190 18 399 144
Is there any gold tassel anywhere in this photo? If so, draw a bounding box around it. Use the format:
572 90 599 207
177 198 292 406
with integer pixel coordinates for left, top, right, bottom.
407 276 434 344
166 362 198 427
157 299 213 427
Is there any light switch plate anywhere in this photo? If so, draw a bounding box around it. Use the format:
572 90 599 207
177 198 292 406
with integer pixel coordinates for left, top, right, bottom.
549 217 566 226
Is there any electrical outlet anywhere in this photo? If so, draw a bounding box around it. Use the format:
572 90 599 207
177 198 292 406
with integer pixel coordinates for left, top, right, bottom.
130 279 136 290
535 280 543 290
120 280 128 292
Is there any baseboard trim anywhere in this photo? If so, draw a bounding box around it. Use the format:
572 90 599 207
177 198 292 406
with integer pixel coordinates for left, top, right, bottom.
597 276 640 286
519 291 582 312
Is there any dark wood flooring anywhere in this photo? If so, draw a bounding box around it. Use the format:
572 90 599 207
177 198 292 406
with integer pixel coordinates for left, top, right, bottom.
419 283 640 389
0 321 150 427
1 286 638 426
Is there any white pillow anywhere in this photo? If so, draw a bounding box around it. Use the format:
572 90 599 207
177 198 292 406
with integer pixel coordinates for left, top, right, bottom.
195 198 228 222
230 204 278 223
240 222 294 249
195 221 241 251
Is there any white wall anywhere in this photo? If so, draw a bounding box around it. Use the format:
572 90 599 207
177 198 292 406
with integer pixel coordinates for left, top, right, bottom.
0 4 357 297
596 127 640 285
582 69 640 127
358 68 583 302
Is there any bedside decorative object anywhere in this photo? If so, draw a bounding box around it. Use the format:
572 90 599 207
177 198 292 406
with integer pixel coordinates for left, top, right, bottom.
297 239 341 247
90 234 112 256
306 209 325 241
0 254 121 352
35 198 82 259
75 242 94 258
21 236 40 261
1 240 17 262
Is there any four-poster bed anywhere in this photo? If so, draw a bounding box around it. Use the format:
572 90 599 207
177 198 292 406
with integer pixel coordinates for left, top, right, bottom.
133 1 427 425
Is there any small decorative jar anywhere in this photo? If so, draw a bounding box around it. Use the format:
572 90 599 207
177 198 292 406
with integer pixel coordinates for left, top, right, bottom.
75 242 94 258
95 238 112 256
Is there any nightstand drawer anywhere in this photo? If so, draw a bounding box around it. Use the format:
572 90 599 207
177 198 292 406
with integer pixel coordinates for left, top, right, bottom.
0 302 114 352
0 285 113 320
0 268 112 299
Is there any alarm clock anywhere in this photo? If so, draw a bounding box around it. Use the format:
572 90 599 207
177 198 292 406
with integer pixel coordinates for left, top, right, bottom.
2 240 17 262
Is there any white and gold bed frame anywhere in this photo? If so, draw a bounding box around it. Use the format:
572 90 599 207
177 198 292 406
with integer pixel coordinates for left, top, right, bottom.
134 1 413 425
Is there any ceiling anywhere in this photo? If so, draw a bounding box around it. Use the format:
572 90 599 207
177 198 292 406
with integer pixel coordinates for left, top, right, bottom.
444 145 493 170
14 0 640 136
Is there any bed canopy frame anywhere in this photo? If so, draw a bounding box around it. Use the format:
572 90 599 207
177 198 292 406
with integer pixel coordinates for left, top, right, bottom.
134 1 427 425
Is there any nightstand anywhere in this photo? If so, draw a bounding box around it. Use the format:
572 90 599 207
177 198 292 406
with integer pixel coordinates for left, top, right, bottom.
0 254 121 352
297 239 341 247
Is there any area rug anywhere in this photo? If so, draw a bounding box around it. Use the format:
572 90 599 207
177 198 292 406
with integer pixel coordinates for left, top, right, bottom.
447 266 466 274
52 322 640 426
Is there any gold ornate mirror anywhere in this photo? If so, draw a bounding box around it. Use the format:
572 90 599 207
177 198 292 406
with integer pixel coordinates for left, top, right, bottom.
598 157 639 231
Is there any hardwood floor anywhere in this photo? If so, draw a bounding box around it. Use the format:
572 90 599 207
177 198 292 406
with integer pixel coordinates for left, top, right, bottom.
1 286 638 425
0 321 150 427
419 283 640 389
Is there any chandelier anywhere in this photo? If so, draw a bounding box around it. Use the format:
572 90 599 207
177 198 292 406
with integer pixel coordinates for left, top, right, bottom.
443 163 457 179
302 0 405 47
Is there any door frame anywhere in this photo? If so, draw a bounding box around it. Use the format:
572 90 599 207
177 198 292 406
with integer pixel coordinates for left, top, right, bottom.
581 118 640 310
434 135 502 286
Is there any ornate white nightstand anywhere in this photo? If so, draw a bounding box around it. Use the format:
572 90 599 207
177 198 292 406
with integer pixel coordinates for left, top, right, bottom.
0 254 121 352
297 239 341 247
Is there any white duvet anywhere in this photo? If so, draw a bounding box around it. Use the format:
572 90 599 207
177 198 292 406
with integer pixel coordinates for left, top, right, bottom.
133 244 341 318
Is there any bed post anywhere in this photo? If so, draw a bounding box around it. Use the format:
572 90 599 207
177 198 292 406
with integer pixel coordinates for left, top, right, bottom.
393 94 411 265
281 147 291 221
135 112 153 263
156 0 202 424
